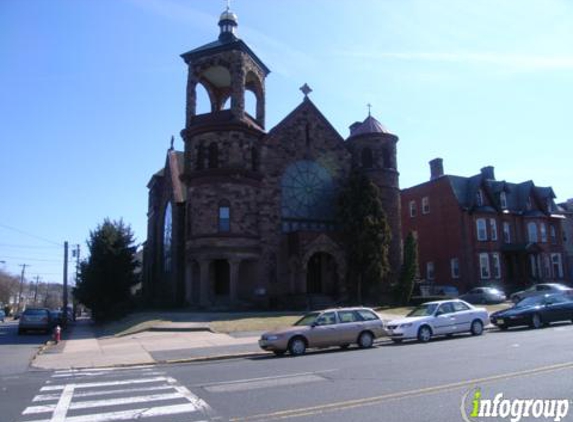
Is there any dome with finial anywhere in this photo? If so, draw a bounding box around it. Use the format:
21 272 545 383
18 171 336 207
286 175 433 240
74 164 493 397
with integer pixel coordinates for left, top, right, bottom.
218 4 238 42
220 9 238 24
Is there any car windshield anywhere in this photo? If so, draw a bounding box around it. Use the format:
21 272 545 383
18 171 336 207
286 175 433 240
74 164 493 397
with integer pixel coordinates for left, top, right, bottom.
515 296 544 308
294 312 320 326
553 285 569 291
23 309 48 316
407 303 438 317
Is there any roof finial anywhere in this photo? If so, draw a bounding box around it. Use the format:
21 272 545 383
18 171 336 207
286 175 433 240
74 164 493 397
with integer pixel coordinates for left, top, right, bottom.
367 103 372 117
225 0 231 11
300 83 312 100
169 135 174 150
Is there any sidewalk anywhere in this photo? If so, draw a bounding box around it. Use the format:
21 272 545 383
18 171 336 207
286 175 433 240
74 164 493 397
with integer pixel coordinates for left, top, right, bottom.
32 313 406 370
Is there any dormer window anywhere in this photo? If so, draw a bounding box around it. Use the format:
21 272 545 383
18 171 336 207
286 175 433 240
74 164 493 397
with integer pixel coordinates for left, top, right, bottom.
500 192 507 209
476 189 483 207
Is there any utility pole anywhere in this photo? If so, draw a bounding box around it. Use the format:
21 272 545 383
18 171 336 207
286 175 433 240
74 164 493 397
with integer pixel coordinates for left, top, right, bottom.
18 264 29 313
33 275 40 305
63 241 68 323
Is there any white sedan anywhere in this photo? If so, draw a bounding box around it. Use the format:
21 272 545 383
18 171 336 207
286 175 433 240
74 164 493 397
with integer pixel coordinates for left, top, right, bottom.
385 299 489 343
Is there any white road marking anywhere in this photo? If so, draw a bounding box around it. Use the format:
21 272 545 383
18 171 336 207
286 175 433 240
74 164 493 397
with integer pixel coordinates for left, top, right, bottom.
166 377 212 412
51 371 162 379
53 365 154 375
21 403 205 422
40 376 167 391
196 369 338 388
204 374 325 393
33 385 174 402
48 384 74 422
24 392 187 414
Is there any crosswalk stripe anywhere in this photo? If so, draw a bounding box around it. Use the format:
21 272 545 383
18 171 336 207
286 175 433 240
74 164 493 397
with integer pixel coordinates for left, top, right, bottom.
40 377 167 391
33 385 174 402
53 365 154 375
23 392 188 414
51 371 161 379
22 403 204 422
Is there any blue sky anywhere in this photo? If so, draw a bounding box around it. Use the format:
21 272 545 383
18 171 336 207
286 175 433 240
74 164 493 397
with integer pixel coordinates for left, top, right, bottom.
1 0 572 283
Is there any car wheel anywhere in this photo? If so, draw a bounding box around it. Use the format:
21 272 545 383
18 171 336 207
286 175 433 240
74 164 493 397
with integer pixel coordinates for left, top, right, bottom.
530 313 543 329
288 337 307 356
357 331 374 348
417 325 432 343
470 319 484 336
273 350 286 357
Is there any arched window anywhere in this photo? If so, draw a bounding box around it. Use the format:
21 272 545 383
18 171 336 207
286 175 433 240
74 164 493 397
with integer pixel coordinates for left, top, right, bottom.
196 144 205 170
208 143 219 169
382 148 392 168
163 202 173 272
251 147 259 172
528 222 538 242
361 148 373 169
218 200 230 232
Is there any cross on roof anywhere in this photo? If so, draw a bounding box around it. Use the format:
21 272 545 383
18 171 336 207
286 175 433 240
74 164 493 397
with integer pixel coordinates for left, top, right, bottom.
367 103 372 116
225 0 231 11
300 83 312 99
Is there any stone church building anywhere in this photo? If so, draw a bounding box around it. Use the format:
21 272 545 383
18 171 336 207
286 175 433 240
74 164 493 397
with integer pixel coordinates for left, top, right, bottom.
143 8 402 308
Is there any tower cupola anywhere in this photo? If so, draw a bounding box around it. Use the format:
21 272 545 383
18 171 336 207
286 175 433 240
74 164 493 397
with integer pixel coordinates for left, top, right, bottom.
218 7 238 42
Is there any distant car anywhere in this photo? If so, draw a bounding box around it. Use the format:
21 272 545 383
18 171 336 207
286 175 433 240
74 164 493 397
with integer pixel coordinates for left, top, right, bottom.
0 310 5 323
460 287 506 304
385 299 489 343
509 283 572 303
259 307 385 356
18 308 52 334
50 310 64 328
490 293 573 330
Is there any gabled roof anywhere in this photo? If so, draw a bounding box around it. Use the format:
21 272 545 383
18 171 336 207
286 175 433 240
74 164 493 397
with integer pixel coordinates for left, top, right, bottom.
266 98 344 144
147 150 186 203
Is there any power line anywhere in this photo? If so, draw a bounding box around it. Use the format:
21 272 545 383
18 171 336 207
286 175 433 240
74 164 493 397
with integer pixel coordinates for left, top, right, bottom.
0 223 63 247
0 255 63 263
0 242 61 250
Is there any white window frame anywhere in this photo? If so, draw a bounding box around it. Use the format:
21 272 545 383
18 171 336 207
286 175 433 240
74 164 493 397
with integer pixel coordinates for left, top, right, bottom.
426 261 435 280
492 253 501 279
552 253 564 278
550 225 557 244
490 219 498 241
409 200 417 218
500 191 507 209
540 223 547 243
527 222 538 242
476 218 487 241
450 258 460 279
543 255 551 278
422 196 430 214
479 253 490 279
503 222 511 243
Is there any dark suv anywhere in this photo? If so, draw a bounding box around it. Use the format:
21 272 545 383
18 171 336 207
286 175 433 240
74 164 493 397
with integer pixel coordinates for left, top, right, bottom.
18 308 52 334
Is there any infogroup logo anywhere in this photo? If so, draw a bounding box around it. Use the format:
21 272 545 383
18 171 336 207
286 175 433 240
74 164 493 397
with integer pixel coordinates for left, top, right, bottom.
461 388 570 422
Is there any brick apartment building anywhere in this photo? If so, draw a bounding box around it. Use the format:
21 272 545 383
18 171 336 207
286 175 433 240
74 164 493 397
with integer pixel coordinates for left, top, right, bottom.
401 158 569 294
558 199 573 282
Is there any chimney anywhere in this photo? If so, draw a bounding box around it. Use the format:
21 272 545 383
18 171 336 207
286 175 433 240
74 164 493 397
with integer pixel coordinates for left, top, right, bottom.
480 166 495 180
429 158 444 180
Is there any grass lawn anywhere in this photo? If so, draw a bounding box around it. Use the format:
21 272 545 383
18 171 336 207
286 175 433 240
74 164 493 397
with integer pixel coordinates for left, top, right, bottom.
99 301 514 336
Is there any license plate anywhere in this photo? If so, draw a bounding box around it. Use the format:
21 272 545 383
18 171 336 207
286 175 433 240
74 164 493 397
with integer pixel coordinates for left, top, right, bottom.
497 319 504 325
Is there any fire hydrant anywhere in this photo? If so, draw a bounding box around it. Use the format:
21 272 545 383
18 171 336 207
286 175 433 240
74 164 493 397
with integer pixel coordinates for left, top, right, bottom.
54 325 61 344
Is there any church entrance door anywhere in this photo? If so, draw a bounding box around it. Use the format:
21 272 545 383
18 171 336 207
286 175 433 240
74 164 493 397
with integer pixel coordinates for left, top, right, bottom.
213 259 230 296
306 252 338 295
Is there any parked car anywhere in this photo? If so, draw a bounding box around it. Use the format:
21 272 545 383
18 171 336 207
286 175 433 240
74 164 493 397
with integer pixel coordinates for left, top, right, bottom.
509 283 572 303
18 308 52 334
490 293 573 330
49 310 64 328
385 299 489 343
459 287 506 304
259 307 385 356
0 310 5 322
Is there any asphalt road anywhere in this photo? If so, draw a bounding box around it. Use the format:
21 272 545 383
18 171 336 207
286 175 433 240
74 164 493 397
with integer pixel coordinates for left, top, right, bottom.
0 320 51 376
4 324 573 422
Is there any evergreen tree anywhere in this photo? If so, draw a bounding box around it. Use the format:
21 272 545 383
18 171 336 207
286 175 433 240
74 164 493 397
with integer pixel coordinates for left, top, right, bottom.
338 171 391 303
74 219 138 322
397 231 418 305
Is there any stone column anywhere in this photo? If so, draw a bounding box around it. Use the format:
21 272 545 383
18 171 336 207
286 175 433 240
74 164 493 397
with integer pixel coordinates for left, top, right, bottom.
199 259 210 307
229 259 241 305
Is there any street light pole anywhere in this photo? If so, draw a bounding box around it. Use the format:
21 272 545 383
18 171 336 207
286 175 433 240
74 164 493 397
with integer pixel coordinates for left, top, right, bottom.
18 264 29 313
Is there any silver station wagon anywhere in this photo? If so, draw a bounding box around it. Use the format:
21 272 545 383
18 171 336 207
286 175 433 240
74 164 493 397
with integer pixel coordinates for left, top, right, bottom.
259 307 385 356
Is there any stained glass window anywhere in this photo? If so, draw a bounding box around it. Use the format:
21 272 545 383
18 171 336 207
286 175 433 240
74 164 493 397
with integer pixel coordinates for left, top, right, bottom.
281 160 336 232
163 202 172 272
